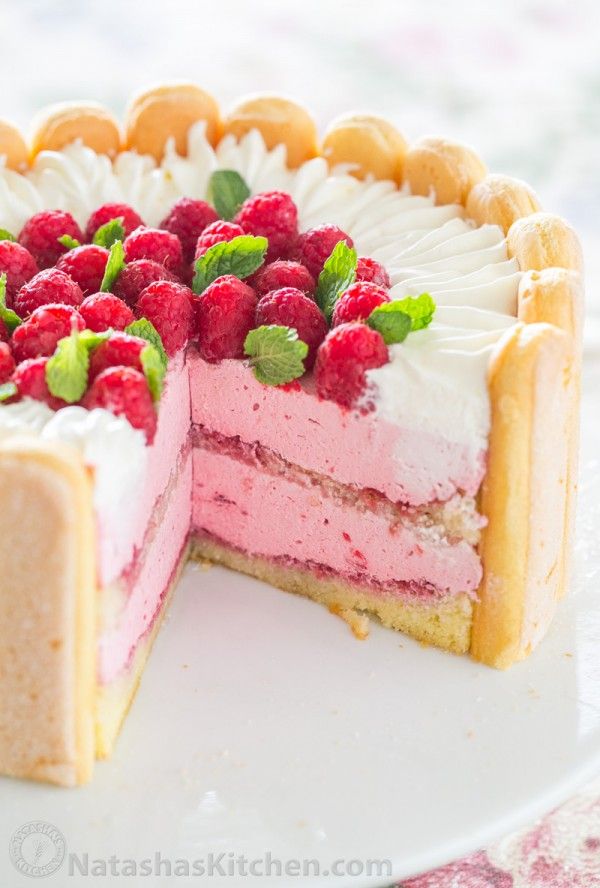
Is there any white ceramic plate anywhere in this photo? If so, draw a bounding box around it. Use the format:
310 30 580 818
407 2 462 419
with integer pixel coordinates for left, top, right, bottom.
2 372 600 888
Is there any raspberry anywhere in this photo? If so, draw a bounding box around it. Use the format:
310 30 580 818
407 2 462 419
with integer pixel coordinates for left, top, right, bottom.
56 244 109 297
80 292 135 333
315 322 388 408
0 241 38 307
160 198 218 264
124 226 183 275
194 220 244 260
12 356 67 410
0 342 15 383
88 332 147 382
85 202 144 241
331 281 390 327
83 366 157 443
0 318 8 343
18 210 84 269
195 275 258 362
355 256 391 289
136 281 193 356
234 191 298 261
294 224 354 279
11 304 85 363
14 268 84 317
255 288 327 370
253 260 315 298
112 259 177 307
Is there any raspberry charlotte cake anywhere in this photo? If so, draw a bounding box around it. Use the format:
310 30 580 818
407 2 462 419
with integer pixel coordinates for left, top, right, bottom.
0 85 583 786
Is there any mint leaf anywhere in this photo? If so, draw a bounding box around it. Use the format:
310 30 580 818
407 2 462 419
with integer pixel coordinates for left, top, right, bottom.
192 235 267 295
140 344 165 402
0 229 15 242
79 329 111 351
0 381 17 401
93 217 125 248
392 292 436 331
315 241 357 323
0 274 22 333
244 325 308 386
58 234 81 249
46 329 89 403
367 303 412 345
125 318 168 370
207 170 251 221
100 240 125 292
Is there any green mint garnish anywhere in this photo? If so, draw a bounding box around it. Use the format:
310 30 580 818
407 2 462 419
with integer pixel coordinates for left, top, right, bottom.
0 274 22 333
0 381 17 402
192 235 267 295
79 329 111 351
93 217 126 249
46 329 90 403
392 292 436 331
100 239 125 292
244 325 308 386
367 303 412 344
315 241 357 323
58 234 81 250
207 170 251 221
0 229 15 242
140 343 165 402
125 318 168 370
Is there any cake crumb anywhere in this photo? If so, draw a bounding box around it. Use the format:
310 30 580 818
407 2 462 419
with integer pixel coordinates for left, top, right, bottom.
328 603 370 639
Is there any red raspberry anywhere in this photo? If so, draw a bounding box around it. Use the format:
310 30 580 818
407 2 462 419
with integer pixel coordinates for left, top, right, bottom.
124 226 183 275
331 281 390 327
160 198 218 264
85 202 144 241
0 241 38 307
88 332 147 382
255 288 327 370
18 210 84 269
56 244 109 297
0 318 8 343
112 259 177 307
194 220 244 260
0 342 15 383
136 281 193 356
12 356 68 410
14 268 84 317
11 304 85 363
234 191 298 261
195 275 258 362
83 366 157 443
315 322 388 408
355 256 391 289
294 224 354 279
253 260 315 298
80 292 135 333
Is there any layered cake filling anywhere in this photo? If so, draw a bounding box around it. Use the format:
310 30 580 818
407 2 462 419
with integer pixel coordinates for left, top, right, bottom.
0 125 520 716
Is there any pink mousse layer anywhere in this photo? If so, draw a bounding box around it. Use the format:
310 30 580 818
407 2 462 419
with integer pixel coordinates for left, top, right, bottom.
98 351 191 585
191 448 482 596
98 451 192 685
188 351 485 507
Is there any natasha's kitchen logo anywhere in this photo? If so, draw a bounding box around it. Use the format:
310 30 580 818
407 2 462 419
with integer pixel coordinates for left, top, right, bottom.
9 821 66 878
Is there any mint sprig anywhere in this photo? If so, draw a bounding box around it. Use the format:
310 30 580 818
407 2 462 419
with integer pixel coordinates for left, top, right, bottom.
93 217 126 249
140 344 165 402
0 273 22 333
46 329 90 403
100 240 125 292
192 235 267 295
0 229 15 242
0 381 17 402
244 325 308 386
125 318 168 370
391 293 436 331
366 293 436 345
315 241 357 323
208 170 251 221
58 234 81 250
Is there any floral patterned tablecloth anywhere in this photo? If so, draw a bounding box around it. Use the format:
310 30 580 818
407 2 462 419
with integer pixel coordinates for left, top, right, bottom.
2 1 600 883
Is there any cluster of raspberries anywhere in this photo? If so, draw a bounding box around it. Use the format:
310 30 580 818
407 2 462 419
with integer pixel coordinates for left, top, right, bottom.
0 191 394 438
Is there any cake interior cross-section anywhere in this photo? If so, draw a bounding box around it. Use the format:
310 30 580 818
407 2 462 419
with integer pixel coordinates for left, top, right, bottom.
0 87 582 785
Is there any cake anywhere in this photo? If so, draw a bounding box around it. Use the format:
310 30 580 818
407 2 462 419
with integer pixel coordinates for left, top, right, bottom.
0 84 583 786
